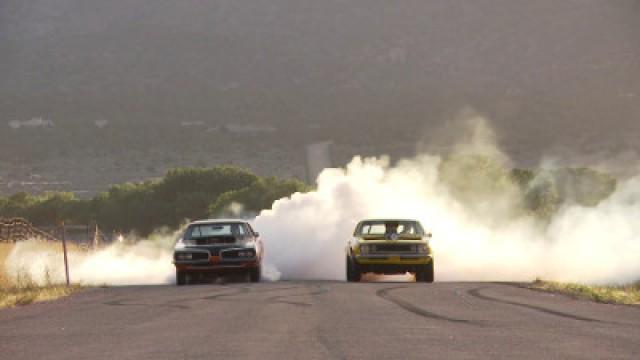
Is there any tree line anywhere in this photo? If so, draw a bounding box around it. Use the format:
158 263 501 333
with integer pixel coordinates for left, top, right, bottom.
0 166 310 236
0 159 618 236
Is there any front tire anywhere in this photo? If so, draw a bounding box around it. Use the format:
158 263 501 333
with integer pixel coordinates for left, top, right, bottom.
249 265 262 283
176 270 187 286
346 256 361 282
416 262 434 283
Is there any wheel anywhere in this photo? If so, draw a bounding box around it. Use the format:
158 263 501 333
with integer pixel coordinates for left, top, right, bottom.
249 265 262 283
346 256 361 282
416 262 434 283
176 270 187 286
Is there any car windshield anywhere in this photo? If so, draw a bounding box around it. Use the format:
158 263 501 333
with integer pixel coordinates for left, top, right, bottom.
184 223 245 239
356 220 424 236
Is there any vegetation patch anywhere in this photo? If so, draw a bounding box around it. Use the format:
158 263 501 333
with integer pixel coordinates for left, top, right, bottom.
0 283 81 309
0 163 617 236
531 279 640 306
0 166 309 236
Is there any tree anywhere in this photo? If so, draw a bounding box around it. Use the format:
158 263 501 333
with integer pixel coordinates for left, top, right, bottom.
153 166 258 227
1 192 38 219
26 192 78 226
209 177 310 217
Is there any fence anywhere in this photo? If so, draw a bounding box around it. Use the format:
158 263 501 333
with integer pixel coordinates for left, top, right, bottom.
0 218 108 249
1 218 110 286
0 218 59 242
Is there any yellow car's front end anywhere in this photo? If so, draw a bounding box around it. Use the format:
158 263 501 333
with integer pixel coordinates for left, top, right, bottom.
346 219 434 282
354 239 432 265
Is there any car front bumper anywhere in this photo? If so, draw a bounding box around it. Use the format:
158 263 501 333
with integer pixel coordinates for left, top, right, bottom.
174 249 259 272
355 254 433 265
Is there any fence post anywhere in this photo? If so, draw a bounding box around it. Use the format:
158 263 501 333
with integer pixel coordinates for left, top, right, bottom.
86 223 91 248
61 221 70 286
93 224 101 250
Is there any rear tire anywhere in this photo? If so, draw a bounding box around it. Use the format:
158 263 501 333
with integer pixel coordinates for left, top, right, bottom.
346 256 361 282
249 266 262 283
176 270 187 286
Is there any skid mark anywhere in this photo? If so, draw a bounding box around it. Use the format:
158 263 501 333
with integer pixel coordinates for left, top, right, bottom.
376 286 480 325
467 286 603 323
202 286 251 301
103 298 190 310
267 285 330 307
251 285 305 294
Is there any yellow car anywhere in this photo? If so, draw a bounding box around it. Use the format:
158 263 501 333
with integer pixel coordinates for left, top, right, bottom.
346 219 434 282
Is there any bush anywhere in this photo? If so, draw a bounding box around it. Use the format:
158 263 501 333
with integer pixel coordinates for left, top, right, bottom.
0 166 307 236
209 177 310 217
0 192 38 219
91 181 158 235
0 163 618 235
513 167 617 219
153 167 257 227
439 155 515 200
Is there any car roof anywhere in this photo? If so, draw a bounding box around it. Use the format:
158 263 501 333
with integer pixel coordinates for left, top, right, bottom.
358 219 420 223
189 219 248 225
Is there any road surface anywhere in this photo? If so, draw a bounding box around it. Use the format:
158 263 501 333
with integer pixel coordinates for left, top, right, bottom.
1 281 639 359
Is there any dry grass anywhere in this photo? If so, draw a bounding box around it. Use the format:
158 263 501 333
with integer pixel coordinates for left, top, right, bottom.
531 279 640 306
0 242 82 309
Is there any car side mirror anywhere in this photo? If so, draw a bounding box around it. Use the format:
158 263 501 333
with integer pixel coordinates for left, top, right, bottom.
426 233 432 238
254 232 260 237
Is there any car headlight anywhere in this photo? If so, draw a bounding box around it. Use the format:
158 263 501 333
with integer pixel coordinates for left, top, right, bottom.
360 245 369 255
176 253 193 260
237 250 255 257
175 239 197 249
411 245 427 253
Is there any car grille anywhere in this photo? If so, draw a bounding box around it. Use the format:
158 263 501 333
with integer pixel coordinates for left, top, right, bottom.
174 252 209 261
194 236 236 245
372 244 413 253
190 245 236 256
222 249 256 259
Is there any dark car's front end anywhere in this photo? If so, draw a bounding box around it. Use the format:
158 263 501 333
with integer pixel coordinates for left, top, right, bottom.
173 220 263 285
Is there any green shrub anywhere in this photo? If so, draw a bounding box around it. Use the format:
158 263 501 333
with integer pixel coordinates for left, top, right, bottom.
513 167 617 219
0 166 307 236
439 154 516 203
0 162 619 235
209 177 310 217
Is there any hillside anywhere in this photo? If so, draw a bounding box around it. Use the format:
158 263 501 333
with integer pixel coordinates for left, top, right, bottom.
1 0 639 195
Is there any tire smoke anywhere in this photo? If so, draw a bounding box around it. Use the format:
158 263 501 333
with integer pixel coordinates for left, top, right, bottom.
5 231 177 286
5 116 639 285
256 117 640 284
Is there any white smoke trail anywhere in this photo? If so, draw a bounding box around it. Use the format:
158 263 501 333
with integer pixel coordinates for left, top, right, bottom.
255 117 640 285
5 231 177 286
5 116 639 286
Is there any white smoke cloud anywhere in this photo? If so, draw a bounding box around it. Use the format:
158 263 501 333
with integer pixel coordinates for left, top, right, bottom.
255 116 640 285
5 114 639 286
5 231 177 286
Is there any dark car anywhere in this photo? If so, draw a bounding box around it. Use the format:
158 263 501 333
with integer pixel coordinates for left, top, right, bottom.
173 219 263 285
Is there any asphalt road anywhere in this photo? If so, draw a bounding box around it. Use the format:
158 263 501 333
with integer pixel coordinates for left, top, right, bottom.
1 281 639 360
